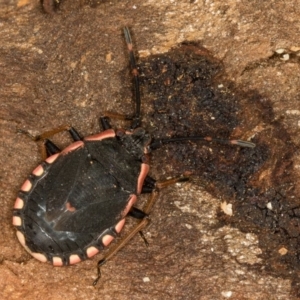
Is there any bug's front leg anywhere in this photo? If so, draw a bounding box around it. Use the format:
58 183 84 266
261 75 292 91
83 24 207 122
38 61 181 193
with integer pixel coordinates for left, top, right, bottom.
99 112 135 131
98 27 142 131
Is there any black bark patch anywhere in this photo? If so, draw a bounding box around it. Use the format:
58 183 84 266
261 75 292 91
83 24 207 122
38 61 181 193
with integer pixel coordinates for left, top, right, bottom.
138 43 299 279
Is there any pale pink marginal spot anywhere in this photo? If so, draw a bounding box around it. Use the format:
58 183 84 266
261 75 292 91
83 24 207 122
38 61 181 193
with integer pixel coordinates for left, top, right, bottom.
52 256 63 266
114 218 126 234
66 202 76 212
86 246 99 258
102 234 114 247
69 254 81 265
84 129 116 141
61 141 84 155
14 197 24 209
31 252 48 263
16 230 26 245
16 231 48 263
137 163 149 194
32 164 44 176
45 153 59 164
12 216 22 226
20 179 32 192
122 195 137 218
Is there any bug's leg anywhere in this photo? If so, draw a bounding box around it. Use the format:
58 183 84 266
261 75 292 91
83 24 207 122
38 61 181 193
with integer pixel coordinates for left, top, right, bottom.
41 0 59 14
99 28 141 130
68 127 83 141
17 125 83 159
43 126 81 156
142 176 189 214
31 125 82 142
93 216 150 286
93 176 189 286
148 135 256 151
141 175 156 194
99 114 134 130
99 112 134 129
43 127 81 158
18 125 82 143
99 116 112 130
123 27 141 129
129 175 157 246
128 207 150 246
131 175 157 245
43 139 61 157
128 207 148 219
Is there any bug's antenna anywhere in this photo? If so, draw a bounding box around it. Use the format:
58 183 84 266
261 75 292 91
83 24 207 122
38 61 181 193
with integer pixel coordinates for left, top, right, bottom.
123 27 141 129
148 136 255 151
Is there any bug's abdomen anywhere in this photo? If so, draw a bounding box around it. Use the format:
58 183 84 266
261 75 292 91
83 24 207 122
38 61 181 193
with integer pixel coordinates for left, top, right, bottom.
13 138 144 266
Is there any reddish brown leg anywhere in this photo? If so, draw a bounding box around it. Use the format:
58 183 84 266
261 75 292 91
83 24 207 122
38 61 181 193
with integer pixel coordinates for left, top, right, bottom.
100 27 141 131
93 176 188 286
17 125 82 159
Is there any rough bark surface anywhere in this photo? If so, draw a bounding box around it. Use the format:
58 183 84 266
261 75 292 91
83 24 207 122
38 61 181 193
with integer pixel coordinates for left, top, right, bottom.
1 1 300 299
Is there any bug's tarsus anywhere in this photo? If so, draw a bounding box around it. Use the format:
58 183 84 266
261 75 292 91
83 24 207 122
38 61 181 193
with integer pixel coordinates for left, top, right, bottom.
139 231 150 247
123 27 141 129
93 258 106 286
16 129 36 140
40 0 59 14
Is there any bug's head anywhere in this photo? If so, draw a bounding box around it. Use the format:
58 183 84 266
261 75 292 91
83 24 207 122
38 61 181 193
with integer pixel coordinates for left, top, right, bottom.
116 128 151 159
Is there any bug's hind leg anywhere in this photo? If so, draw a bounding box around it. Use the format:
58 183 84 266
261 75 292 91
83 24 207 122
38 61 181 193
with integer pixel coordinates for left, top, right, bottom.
128 207 150 247
141 175 156 194
93 176 189 286
127 175 157 247
128 207 148 219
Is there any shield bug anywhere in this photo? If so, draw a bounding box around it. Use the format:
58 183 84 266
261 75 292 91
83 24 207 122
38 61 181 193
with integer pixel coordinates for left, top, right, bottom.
12 27 255 285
